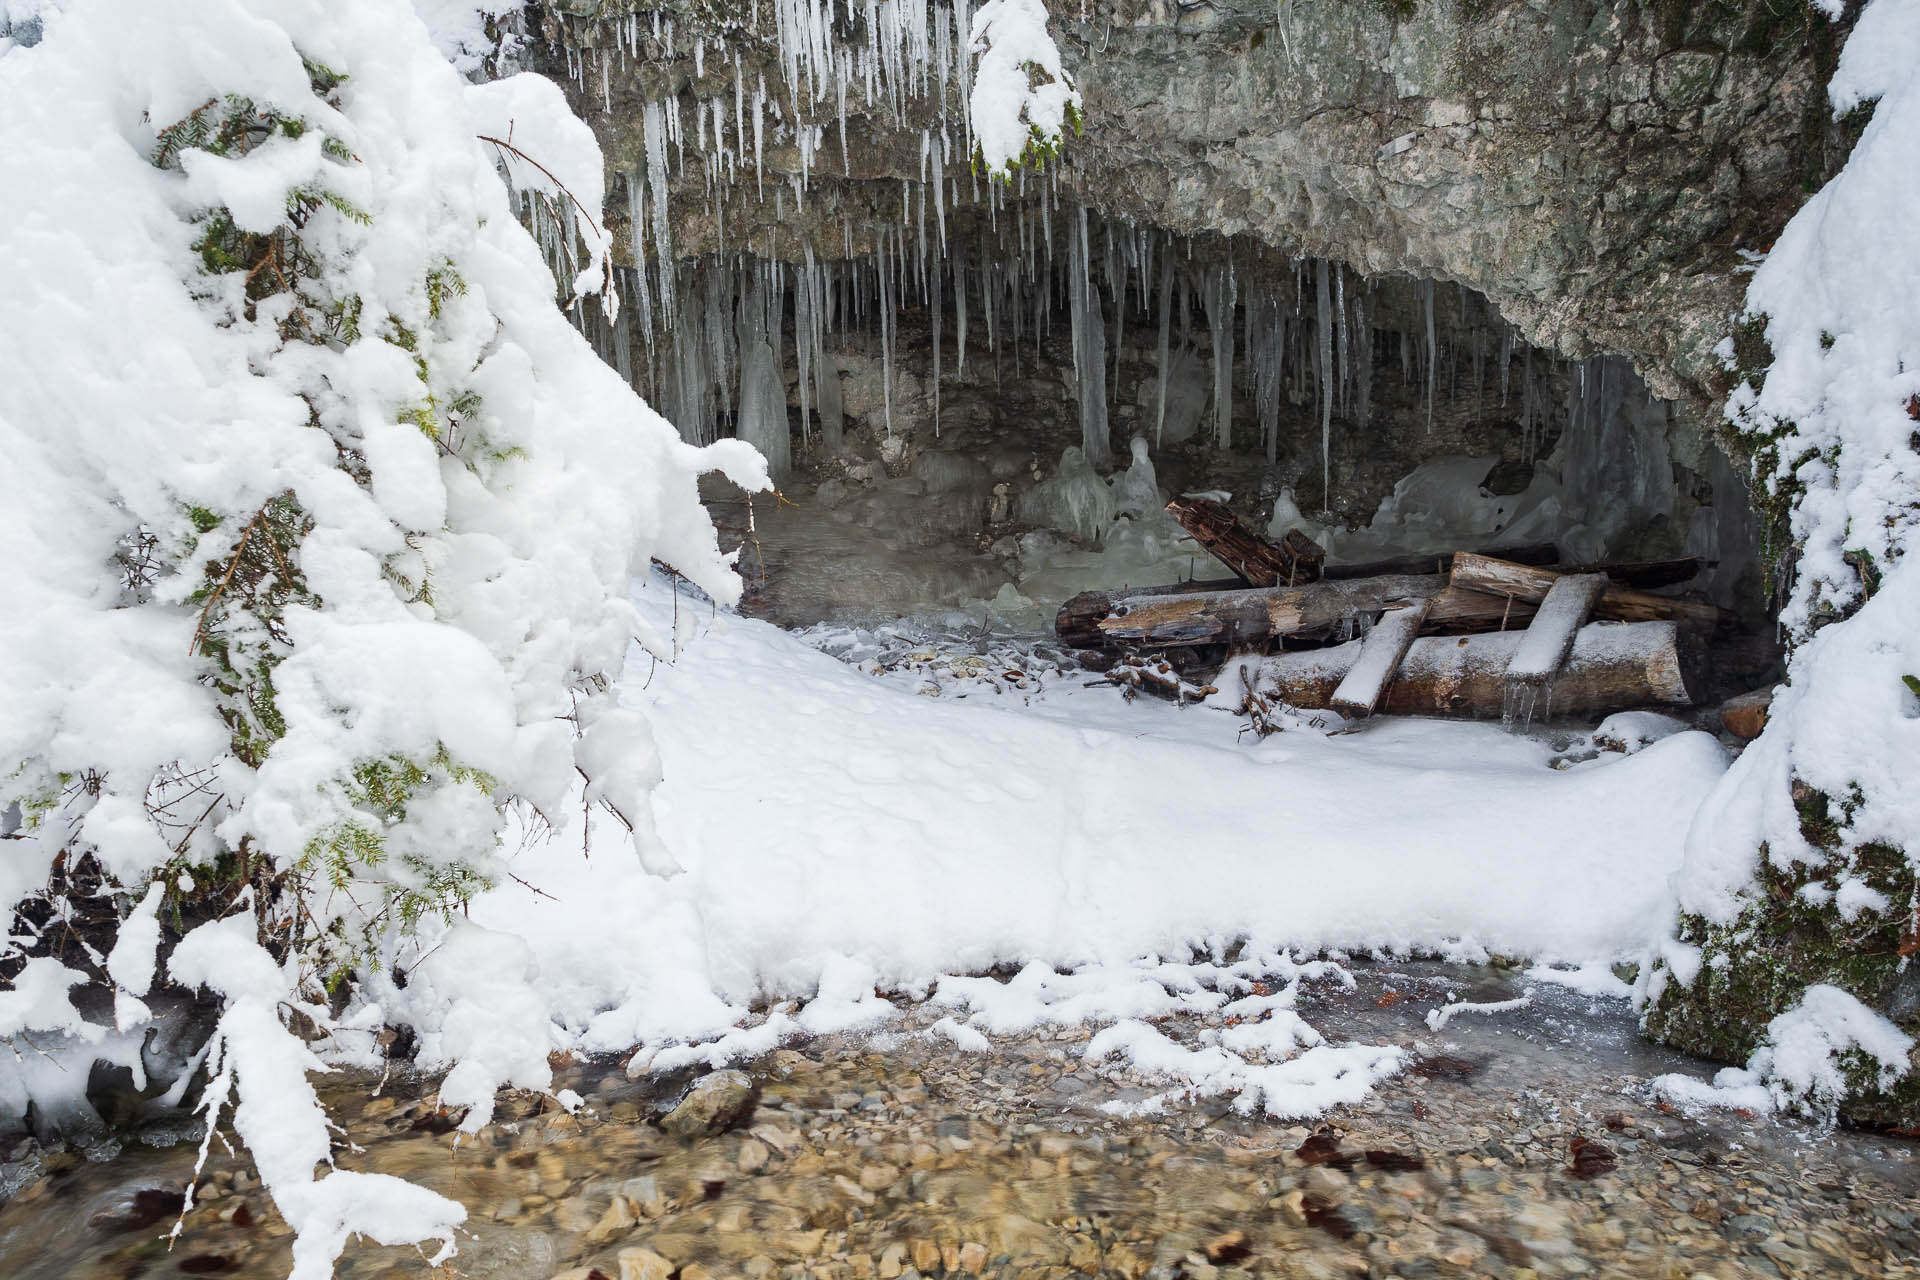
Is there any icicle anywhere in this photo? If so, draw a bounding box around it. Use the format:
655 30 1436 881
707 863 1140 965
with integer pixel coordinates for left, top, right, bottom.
925 251 933 441
1354 279 1372 442
1423 277 1436 434
642 101 676 326
1069 204 1110 464
953 233 967 376
1501 323 1513 406
1208 262 1235 453
796 258 814 447
1334 264 1348 419
1522 344 1536 462
1316 259 1333 505
878 228 894 437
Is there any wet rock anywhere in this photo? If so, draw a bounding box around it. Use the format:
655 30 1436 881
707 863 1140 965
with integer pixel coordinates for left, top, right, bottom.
617 1247 675 1280
663 1070 760 1139
585 1197 635 1244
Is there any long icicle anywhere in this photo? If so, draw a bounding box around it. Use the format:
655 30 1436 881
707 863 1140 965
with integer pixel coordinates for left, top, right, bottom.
1316 258 1333 507
1423 276 1437 434
1155 252 1173 447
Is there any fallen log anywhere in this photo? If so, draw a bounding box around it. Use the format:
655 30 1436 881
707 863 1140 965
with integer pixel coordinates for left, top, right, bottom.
1422 585 1538 634
1166 495 1324 585
1058 578 1528 649
1324 549 1700 588
1054 556 1709 650
1506 573 1608 688
1330 600 1432 717
1095 574 1444 647
1322 543 1558 581
1243 620 1703 719
1451 552 1724 630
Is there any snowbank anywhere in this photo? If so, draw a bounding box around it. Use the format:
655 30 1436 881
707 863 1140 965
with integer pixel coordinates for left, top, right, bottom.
1643 0 1920 1119
467 575 1730 1059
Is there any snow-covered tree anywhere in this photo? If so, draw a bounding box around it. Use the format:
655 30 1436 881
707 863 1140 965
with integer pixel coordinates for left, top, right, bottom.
0 0 765 1251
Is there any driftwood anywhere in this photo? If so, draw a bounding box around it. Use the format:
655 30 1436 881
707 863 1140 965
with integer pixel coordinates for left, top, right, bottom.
1330 600 1432 718
1249 620 1702 719
1166 495 1324 586
1103 654 1219 703
1451 552 1723 630
1094 575 1444 647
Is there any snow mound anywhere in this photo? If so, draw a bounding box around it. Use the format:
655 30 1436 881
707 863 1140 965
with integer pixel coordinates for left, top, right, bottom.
456 574 1729 1122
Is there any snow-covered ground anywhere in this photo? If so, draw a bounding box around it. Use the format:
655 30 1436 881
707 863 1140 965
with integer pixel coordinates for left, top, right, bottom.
440 570 1729 1117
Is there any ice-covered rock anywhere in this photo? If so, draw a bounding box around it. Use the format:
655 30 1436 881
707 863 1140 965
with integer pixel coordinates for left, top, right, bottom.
1016 446 1113 544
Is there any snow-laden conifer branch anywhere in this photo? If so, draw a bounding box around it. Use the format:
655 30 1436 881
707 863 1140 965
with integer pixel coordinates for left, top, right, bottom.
1 0 769 1265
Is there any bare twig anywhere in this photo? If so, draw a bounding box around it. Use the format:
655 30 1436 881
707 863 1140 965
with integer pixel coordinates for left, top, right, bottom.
188 502 273 655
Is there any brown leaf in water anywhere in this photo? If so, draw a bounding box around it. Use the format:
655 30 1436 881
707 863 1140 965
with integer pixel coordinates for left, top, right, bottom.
88 1187 186 1234
1410 1054 1480 1081
1364 1149 1426 1173
1300 1193 1356 1240
1205 1229 1252 1263
1567 1136 1618 1180
1375 989 1404 1007
1602 1112 1631 1132
1295 1131 1349 1167
411 1107 460 1135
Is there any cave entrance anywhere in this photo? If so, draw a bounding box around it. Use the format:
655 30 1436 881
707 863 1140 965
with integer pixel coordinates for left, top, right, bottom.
591 205 1780 714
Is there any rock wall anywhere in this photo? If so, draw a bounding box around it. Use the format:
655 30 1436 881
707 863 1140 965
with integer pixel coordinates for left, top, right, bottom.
528 0 1856 411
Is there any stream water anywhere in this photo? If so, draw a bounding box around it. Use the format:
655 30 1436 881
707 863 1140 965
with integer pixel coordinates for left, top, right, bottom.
5 961 1916 1280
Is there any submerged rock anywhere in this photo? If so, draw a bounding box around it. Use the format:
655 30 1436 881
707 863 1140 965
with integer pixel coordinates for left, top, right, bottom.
662 1070 760 1139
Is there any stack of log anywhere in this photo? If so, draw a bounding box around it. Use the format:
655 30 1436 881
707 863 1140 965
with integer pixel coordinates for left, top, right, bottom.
1065 498 1725 721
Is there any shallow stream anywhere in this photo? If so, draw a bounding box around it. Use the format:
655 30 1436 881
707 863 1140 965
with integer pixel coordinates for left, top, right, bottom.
5 962 1916 1280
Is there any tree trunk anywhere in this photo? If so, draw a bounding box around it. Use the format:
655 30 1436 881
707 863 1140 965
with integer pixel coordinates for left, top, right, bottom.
1451 552 1723 630
1095 574 1444 647
1165 495 1324 586
1247 620 1702 718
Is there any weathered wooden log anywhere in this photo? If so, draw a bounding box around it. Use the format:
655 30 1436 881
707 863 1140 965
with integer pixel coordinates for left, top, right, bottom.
1059 578 1530 649
1095 574 1444 647
1451 552 1724 630
1330 600 1432 717
1506 573 1608 687
1054 555 1707 650
1248 620 1703 719
1166 495 1324 585
1322 543 1559 581
1421 585 1538 634
1324 548 1700 587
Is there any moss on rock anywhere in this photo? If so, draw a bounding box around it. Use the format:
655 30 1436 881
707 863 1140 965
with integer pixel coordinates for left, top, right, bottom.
1644 786 1920 1125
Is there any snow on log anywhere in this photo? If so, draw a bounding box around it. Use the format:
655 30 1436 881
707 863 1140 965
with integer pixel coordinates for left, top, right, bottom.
1450 553 1723 630
1248 621 1702 719
1505 573 1608 687
1093 575 1444 648
1165 495 1324 586
1330 599 1432 718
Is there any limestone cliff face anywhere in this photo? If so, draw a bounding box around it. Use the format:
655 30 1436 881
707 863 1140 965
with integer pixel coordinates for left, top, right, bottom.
529 0 1853 411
